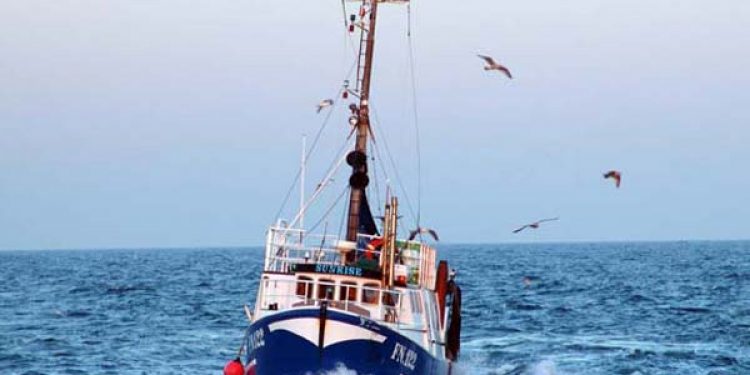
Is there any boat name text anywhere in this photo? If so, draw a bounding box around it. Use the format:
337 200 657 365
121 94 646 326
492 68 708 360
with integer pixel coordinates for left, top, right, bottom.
315 264 364 277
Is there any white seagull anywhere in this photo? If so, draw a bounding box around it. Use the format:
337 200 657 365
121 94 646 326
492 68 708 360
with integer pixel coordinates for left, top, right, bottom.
477 54 513 79
408 227 440 242
316 99 334 113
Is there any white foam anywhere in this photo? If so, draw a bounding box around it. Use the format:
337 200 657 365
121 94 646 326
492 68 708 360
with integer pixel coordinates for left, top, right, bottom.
529 360 557 375
305 363 364 375
447 356 564 375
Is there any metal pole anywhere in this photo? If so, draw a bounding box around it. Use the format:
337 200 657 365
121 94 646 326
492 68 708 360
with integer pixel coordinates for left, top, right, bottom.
388 196 398 289
300 135 306 240
346 0 380 242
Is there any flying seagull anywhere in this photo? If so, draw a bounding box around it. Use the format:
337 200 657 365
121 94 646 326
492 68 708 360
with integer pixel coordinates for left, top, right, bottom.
316 99 334 113
408 227 439 241
477 54 512 79
512 217 559 234
603 170 622 188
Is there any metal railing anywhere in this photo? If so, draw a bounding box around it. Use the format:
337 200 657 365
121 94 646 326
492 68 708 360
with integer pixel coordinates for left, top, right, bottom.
264 227 376 271
258 278 425 329
264 225 436 288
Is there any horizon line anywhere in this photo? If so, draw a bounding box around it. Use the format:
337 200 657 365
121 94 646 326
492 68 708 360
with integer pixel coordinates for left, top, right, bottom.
1 237 748 252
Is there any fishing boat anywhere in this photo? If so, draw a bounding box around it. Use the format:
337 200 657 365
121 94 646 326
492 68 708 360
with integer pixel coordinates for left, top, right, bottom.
224 0 461 374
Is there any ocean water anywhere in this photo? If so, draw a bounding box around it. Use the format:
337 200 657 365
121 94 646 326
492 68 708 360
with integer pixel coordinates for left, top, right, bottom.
1 241 748 374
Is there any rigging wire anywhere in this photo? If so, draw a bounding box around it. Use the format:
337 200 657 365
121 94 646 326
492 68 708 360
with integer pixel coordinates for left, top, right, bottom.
271 0 363 225
407 2 411 37
287 139 352 229
307 185 349 234
306 130 355 233
336 186 349 241
369 137 383 218
274 1 425 238
406 1 422 228
271 58 359 224
369 106 419 229
341 0 360 64
340 0 349 34
271 99 337 223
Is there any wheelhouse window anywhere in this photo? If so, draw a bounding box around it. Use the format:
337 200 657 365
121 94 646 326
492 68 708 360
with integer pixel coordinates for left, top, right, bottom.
361 283 380 304
296 276 313 299
318 279 335 300
339 281 357 301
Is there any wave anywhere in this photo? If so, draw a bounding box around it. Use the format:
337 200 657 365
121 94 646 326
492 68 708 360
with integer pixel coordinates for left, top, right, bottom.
450 359 560 375
105 284 156 295
53 309 92 318
505 299 544 311
304 363 365 375
460 334 742 374
669 306 712 314
530 360 558 375
626 294 656 304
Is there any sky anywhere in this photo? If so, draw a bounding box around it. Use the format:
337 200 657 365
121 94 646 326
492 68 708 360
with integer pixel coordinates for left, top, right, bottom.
1 0 748 250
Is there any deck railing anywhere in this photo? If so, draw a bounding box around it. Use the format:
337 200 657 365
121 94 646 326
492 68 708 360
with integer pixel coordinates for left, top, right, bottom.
258 278 425 330
264 225 436 288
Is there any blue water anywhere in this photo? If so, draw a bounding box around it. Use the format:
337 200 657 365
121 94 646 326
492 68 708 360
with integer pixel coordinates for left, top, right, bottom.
1 241 748 374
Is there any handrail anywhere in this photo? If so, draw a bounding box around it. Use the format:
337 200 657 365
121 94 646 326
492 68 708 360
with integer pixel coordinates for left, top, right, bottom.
257 278 424 329
264 226 436 288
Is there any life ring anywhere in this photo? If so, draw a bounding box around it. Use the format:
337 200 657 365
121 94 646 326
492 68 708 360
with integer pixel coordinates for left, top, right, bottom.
365 237 383 260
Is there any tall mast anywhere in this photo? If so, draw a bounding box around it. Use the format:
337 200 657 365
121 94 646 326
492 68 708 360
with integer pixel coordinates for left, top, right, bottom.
345 0 381 242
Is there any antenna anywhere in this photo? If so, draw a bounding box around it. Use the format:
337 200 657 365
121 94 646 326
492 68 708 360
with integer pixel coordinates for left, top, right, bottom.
299 134 307 238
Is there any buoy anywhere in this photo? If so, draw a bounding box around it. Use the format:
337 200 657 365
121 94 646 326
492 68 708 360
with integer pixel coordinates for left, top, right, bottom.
224 358 244 375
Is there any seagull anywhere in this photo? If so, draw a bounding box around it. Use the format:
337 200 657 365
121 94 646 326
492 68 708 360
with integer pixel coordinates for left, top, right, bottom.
477 54 513 79
408 227 439 241
603 170 622 188
316 99 334 113
512 217 559 234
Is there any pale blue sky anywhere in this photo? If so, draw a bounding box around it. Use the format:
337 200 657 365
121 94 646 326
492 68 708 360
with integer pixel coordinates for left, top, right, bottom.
1 1 748 250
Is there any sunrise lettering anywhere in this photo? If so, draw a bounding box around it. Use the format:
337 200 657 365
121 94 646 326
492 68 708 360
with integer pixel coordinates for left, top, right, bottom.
314 264 363 277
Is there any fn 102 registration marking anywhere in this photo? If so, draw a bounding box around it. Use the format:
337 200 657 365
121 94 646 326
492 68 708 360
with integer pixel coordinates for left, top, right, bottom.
390 342 417 370
248 328 265 352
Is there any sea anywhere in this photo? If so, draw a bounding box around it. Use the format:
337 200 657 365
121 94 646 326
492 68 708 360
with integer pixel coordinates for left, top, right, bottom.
1 241 748 374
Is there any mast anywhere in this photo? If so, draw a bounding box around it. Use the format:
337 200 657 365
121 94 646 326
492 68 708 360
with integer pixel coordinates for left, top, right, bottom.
345 0 381 242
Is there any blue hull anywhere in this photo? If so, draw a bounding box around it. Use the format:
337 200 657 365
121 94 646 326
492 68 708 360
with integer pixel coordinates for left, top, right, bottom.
243 308 452 375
